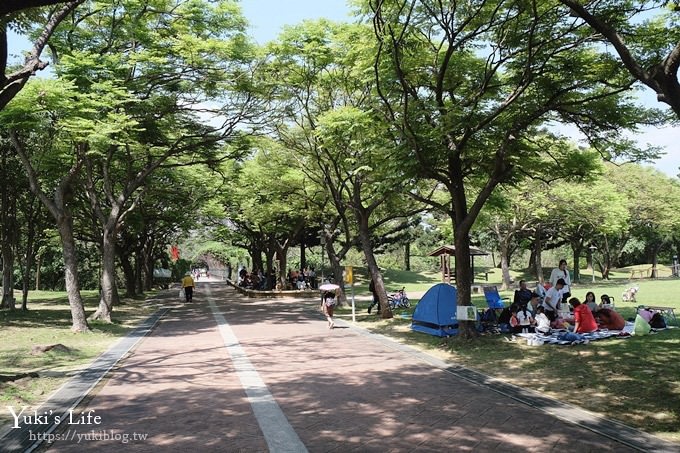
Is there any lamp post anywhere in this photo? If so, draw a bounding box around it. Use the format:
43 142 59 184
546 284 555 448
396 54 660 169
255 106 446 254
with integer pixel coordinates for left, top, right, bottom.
589 245 597 283
320 231 326 284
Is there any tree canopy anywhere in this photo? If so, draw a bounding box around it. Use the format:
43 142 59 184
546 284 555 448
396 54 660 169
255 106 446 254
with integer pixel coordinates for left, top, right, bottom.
0 0 677 337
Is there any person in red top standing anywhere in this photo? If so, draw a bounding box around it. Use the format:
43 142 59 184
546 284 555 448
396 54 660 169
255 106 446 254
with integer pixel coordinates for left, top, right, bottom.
569 297 598 333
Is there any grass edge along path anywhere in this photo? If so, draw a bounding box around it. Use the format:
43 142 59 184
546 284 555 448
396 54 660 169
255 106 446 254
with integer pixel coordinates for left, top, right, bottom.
0 306 170 452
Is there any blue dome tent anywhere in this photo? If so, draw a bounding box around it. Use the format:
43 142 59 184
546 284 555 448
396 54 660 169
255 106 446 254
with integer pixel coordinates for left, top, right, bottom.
411 283 459 337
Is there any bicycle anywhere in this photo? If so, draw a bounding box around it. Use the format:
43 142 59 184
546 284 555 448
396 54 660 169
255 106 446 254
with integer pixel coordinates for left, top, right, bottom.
387 287 410 309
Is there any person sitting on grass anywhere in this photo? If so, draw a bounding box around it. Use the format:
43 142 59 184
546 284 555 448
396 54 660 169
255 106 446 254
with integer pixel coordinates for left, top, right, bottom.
514 303 535 333
570 297 598 333
599 294 614 310
534 306 551 335
528 292 541 314
584 291 598 313
513 280 533 306
597 307 626 330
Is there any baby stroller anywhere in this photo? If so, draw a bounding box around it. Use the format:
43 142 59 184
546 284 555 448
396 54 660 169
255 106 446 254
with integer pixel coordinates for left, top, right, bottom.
387 287 410 309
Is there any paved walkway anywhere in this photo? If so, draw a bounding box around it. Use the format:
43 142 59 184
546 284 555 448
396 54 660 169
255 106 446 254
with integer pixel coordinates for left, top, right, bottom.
35 284 677 452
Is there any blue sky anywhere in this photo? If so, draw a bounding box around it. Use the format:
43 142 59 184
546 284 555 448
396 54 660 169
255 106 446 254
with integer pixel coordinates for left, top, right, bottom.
240 0 351 43
7 0 679 176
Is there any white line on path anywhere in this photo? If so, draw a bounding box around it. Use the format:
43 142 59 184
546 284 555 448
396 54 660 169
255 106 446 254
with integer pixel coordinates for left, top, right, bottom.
206 290 308 453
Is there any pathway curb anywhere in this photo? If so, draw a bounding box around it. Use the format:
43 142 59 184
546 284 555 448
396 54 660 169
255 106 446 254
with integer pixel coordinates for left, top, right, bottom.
0 307 170 453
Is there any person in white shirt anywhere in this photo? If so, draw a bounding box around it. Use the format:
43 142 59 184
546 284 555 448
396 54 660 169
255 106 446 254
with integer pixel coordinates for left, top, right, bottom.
543 278 565 321
534 306 551 335
515 304 535 333
549 259 572 304
549 259 571 287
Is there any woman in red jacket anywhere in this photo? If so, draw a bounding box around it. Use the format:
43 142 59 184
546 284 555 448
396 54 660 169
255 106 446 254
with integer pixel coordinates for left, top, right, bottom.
570 297 598 333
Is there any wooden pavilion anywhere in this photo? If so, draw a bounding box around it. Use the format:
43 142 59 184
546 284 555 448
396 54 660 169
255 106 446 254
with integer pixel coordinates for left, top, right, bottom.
428 245 490 284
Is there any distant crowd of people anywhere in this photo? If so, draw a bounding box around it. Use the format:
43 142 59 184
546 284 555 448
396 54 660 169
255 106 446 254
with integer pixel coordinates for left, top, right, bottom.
226 263 318 291
287 267 317 290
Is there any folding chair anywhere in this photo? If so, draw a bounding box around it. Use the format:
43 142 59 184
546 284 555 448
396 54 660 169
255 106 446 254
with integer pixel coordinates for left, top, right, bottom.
483 285 510 309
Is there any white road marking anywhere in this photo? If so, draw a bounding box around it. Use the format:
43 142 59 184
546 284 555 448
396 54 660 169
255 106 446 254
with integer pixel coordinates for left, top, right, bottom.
206 291 307 453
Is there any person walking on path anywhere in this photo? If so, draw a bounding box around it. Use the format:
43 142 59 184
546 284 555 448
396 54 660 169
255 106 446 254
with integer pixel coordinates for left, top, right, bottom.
181 272 195 303
322 289 338 329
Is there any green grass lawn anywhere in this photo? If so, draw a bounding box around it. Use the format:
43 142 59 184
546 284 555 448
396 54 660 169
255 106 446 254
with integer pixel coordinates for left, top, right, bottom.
0 292 159 426
339 269 680 442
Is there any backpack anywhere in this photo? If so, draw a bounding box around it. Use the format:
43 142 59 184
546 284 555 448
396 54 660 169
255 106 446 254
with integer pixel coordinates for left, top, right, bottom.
649 312 666 329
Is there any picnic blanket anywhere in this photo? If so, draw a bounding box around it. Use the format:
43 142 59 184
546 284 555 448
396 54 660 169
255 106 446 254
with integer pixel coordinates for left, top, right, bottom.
517 322 635 345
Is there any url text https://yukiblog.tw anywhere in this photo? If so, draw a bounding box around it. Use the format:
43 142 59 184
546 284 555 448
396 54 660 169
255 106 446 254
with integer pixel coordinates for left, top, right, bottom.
29 429 149 444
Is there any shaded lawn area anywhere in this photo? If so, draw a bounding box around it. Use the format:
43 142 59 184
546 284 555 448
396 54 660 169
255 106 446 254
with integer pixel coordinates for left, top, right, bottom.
0 291 159 426
340 277 680 443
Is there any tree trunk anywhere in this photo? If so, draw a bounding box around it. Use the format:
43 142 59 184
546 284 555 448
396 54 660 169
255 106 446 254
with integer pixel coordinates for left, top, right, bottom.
251 245 264 274
1 153 16 310
355 211 391 319
90 221 118 322
21 203 39 311
120 253 137 297
134 249 144 294
1 236 16 310
534 226 544 284
9 132 88 331
599 235 612 280
572 242 582 282
57 216 89 332
323 231 348 304
650 243 660 279
499 239 512 290
454 226 475 338
35 253 41 291
264 249 275 290
276 244 290 290
142 235 155 291
300 231 306 271
404 241 411 271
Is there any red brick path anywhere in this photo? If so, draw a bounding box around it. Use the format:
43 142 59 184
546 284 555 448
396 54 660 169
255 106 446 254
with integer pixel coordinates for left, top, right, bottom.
46 284 650 452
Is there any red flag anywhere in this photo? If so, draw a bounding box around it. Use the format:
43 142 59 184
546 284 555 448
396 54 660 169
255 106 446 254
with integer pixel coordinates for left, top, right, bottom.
170 245 180 261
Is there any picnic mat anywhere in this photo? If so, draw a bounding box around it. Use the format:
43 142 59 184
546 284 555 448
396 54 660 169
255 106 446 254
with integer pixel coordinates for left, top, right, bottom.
517 322 636 345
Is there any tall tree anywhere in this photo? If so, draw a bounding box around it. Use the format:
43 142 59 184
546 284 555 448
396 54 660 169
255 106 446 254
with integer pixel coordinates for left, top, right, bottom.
43 0 254 321
368 0 657 336
261 21 427 316
559 0 680 118
3 79 91 331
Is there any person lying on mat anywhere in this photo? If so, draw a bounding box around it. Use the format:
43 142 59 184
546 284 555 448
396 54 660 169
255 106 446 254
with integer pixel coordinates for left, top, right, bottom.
569 297 598 333
597 308 626 330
